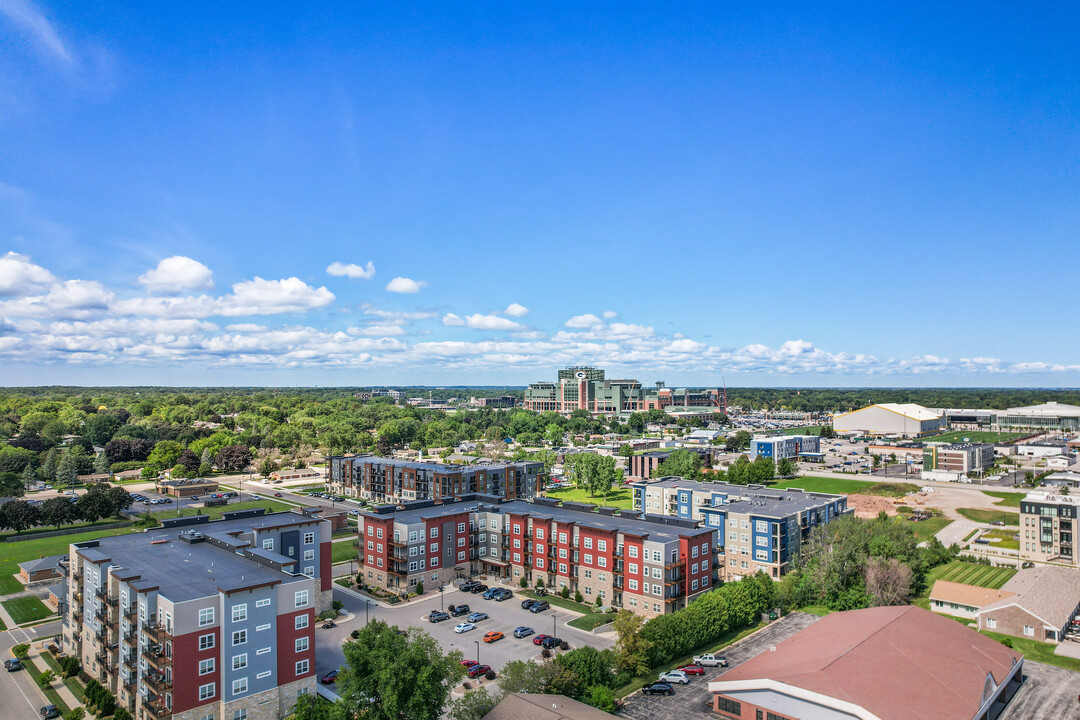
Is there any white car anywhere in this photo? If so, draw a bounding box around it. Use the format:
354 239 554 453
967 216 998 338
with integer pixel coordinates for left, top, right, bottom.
658 670 689 685
454 622 476 634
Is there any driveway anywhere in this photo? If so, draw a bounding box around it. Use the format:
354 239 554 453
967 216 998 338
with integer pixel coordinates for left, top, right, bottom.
316 586 614 687
999 660 1080 719
619 612 821 720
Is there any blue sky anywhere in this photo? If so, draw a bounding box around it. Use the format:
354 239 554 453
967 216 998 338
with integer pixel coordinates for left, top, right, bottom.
1 2 1078 387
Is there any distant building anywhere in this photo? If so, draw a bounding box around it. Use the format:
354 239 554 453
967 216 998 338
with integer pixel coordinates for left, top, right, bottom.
523 366 724 419
1015 441 1069 458
18 554 65 584
833 403 944 438
922 443 995 475
996 401 1080 431
483 693 612 720
626 447 715 480
473 395 517 408
1019 491 1079 567
328 455 541 504
157 478 219 497
749 435 821 462
975 566 1080 643
269 467 322 483
708 606 1023 720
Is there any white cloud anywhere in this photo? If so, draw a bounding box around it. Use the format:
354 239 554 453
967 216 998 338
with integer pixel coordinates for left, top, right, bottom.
351 324 407 336
565 313 603 328
0 251 55 296
441 313 465 326
137 256 214 294
386 277 426 294
504 303 529 318
0 0 74 65
463 313 523 331
327 261 376 280
222 277 335 316
602 310 617 319
360 304 438 322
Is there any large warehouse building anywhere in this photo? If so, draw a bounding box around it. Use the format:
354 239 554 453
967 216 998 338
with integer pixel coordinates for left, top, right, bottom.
709 606 1023 720
832 402 944 438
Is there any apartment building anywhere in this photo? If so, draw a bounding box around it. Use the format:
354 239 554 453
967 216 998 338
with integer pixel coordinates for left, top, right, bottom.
626 448 715 481
631 477 847 581
1019 491 1078 567
62 510 332 720
922 442 995 475
357 496 717 618
748 435 821 462
523 366 724 419
328 455 542 504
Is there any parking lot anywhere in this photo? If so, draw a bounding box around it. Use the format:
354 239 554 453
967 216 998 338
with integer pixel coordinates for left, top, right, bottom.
999 660 1080 719
619 612 821 720
315 584 614 687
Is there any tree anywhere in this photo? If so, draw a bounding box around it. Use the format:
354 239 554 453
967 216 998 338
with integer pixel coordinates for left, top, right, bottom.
336 619 464 720
415 581 424 595
41 496 77 530
612 610 652 675
284 692 324 720
750 456 775 484
41 448 58 483
627 412 646 434
259 458 279 479
85 412 124 446
215 445 252 473
177 449 200 473
93 452 110 475
147 440 184 472
864 557 913 606
654 449 701 480
105 485 134 517
584 685 616 713
56 451 78 489
22 463 36 492
776 457 797 478
76 488 114 525
0 471 24 497
553 646 617 693
495 659 551 695
447 687 498 720
0 500 40 534
36 669 55 689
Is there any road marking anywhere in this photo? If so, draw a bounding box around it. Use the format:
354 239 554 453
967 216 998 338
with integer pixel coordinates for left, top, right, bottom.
4 629 44 717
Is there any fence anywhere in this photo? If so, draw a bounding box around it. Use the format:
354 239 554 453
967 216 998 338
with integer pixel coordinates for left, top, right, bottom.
4 520 133 543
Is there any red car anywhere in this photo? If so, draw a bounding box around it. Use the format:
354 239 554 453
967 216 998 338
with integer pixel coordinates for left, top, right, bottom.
320 670 338 684
677 664 705 676
460 660 478 668
532 634 551 646
466 664 491 679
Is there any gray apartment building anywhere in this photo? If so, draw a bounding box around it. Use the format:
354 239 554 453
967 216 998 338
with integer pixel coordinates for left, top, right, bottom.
328 455 542 504
62 510 333 720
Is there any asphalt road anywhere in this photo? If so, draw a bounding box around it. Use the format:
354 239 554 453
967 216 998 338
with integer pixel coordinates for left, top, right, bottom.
1 620 63 720
315 585 614 688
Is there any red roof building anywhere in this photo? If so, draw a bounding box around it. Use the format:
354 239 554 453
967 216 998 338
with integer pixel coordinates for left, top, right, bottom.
709 606 1023 720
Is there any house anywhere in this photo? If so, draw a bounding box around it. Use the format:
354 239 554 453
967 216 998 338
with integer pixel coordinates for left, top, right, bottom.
45 584 64 611
76 473 112 484
709 606 1023 720
976 566 1080 643
17 555 65 583
269 467 322 482
928 580 1014 620
483 693 612 720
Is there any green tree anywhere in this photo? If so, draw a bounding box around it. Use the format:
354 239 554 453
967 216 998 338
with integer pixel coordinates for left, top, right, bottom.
56 451 78 489
776 457 796 478
0 500 40 533
553 646 617 692
750 456 775 484
259 458 279 479
85 412 124 446
0 471 24 497
336 619 464 720
36 669 55 688
655 449 701 480
93 452 110 475
284 693 325 720
41 448 58 483
22 463 37 492
584 685 616 713
612 610 652 675
76 487 114 525
147 440 184 472
41 496 77 530
627 412 646 434
495 659 551 694
447 687 498 720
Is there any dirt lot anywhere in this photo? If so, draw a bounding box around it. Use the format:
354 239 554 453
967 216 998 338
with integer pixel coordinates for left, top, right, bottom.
848 494 899 518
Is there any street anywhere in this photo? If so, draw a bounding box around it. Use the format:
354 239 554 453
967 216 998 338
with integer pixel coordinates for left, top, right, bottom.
0 620 63 720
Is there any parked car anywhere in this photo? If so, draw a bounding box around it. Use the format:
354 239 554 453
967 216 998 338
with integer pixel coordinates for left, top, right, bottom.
428 611 450 623
466 664 491 679
692 653 728 667
529 600 550 613
41 706 61 719
274 493 282 497
521 599 538 610
676 664 705 676
466 612 488 623
469 584 489 594
460 660 478 668
540 636 562 650
460 580 482 593
532 634 551 646
641 682 675 696
4 658 23 672
482 587 501 600
492 588 513 601
483 631 504 643
658 670 690 685
454 622 477 634
513 626 534 639
320 670 339 685
450 604 471 617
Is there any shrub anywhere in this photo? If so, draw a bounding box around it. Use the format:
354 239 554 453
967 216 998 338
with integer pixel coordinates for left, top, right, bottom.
536 578 545 588
484 669 496 681
332 599 344 613
560 641 569 651
114 708 133 720
64 708 85 720
415 581 424 595
351 630 360 639
1000 638 1014 648
12 644 29 659
519 577 528 588
574 591 583 604
541 648 551 659
560 586 570 599
594 594 603 606
36 669 55 688
60 655 81 678
356 573 364 584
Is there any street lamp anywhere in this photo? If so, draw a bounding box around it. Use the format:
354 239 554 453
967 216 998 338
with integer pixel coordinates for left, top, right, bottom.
552 612 557 637
440 584 445 611
474 640 480 665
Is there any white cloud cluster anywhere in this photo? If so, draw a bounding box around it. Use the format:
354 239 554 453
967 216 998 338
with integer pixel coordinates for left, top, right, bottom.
327 261 376 280
0 251 56 296
385 276 426 293
138 256 214 294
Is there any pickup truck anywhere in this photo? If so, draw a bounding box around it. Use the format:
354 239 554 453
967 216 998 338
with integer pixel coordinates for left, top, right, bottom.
691 653 728 667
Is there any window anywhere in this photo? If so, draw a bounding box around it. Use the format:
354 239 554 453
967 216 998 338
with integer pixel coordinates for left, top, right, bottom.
376 528 383 538
296 659 309 675
409 561 418 571
559 548 567 559
457 551 465 561
367 526 374 536
652 584 661 595
303 550 314 561
458 523 467 533
256 623 270 631
534 557 543 568
584 537 593 549
536 528 544 539
232 604 247 622
598 540 607 552
716 697 741 715
262 539 274 550
199 658 214 675
232 677 248 695
295 590 309 608
256 647 271 655
232 630 247 646
233 710 247 720
199 608 215 626
652 550 661 562
559 563 567 574
629 579 638 591
513 553 521 563
584 569 592 579
458 537 466 547
628 563 638 575
559 532 567 543
629 545 638 558
233 654 248 671
304 532 315 544
692 579 699 590
256 670 271 679
430 527 438 538
304 566 315 576
584 554 592 564
1024 625 1035 637
691 545 699 558
652 567 662 579
255 598 271 608
199 633 215 651
986 618 997 629
755 520 768 533
598 557 607 568
199 683 216 701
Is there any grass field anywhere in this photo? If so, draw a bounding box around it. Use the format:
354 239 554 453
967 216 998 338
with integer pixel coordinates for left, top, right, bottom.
929 561 1016 589
0 572 23 595
921 431 1026 444
542 485 634 510
520 589 613 631
981 529 1019 550
957 508 1020 525
982 491 1024 508
772 476 920 497
146 499 294 521
906 515 953 541
332 541 358 564
782 425 826 436
980 630 1080 672
2 596 54 624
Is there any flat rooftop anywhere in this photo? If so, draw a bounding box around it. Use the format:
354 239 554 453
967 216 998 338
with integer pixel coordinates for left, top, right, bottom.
634 477 843 516
338 455 538 473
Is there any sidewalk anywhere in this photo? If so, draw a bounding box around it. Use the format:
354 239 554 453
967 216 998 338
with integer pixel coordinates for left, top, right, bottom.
23 641 82 712
0 601 16 629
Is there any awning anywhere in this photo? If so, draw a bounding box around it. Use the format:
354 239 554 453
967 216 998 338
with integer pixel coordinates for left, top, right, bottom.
481 557 509 567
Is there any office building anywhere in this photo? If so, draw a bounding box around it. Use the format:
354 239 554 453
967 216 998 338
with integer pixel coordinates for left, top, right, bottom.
523 366 724 419
625 447 715 481
631 477 847 581
708 606 1023 720
749 435 821 462
996 401 1080 431
832 403 944 438
61 510 332 720
328 455 542 504
922 442 995 475
1019 491 1078 567
357 496 717 618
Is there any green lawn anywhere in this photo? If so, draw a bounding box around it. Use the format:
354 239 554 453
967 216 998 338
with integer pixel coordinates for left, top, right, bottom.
981 630 1080 673
772 476 920 497
982 491 1024 508
332 541 358 564
2 596 54 624
782 425 826 436
146 499 294 521
957 508 1019 525
22 656 70 716
921 431 1026 444
0 525 144 596
520 589 613 630
542 485 635 510
928 561 1016 589
981 529 1019 550
905 515 953 541
962 529 980 543
0 573 23 596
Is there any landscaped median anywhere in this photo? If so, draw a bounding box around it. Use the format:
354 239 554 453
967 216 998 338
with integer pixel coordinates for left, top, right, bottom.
519 589 615 631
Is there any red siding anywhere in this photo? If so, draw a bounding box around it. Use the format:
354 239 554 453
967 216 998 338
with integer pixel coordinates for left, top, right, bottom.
319 541 332 591
171 627 219 713
277 608 315 683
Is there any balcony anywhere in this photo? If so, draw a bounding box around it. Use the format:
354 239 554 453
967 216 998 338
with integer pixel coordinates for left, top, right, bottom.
143 698 173 720
389 538 407 548
106 596 119 607
614 577 624 589
143 644 173 670
144 624 172 645
123 605 136 621
388 567 407 578
145 671 172 694
665 572 686 586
